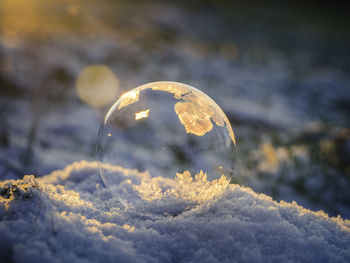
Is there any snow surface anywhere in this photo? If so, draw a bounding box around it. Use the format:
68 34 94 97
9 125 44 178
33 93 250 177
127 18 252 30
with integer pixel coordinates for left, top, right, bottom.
1 161 350 262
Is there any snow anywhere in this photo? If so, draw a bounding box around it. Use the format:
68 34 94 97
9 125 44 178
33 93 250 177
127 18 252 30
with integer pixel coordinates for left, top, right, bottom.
1 161 350 262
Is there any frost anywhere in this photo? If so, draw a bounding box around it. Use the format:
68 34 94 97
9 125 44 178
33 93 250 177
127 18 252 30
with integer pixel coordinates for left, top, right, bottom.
1 161 350 262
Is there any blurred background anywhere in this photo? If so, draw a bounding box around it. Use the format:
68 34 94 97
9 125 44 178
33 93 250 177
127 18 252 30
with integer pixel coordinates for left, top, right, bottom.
1 0 350 218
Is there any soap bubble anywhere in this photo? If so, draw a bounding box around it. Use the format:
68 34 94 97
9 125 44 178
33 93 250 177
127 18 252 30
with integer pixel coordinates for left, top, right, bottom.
97 81 236 203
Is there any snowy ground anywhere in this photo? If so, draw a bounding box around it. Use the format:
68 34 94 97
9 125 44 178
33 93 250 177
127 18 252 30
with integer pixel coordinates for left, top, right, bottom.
1 161 350 262
1 1 350 259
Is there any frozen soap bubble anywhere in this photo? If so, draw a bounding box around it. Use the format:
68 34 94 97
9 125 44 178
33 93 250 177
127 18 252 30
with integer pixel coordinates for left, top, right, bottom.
97 81 236 204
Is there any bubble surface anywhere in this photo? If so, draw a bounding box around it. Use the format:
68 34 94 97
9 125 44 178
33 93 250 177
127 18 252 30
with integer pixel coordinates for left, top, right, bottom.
97 81 236 201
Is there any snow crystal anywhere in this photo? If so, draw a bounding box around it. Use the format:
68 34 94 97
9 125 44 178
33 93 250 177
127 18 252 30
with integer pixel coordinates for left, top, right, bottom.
1 161 350 262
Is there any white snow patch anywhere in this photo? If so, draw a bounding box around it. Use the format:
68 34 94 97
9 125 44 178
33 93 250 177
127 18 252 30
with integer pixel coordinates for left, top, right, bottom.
1 161 350 263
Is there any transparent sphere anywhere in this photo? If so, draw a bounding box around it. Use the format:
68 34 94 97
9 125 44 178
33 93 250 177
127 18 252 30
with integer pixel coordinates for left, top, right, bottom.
97 81 236 201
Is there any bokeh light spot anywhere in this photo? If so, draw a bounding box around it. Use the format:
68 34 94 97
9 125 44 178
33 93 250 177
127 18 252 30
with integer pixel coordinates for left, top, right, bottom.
76 65 119 108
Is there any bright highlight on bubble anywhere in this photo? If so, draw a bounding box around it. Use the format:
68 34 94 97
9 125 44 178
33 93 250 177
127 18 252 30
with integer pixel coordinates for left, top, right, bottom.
135 109 150 120
97 81 236 204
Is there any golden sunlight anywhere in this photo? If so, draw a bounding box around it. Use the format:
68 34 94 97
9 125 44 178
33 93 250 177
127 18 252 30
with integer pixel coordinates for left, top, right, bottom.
0 0 82 38
1 0 43 37
76 65 119 108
